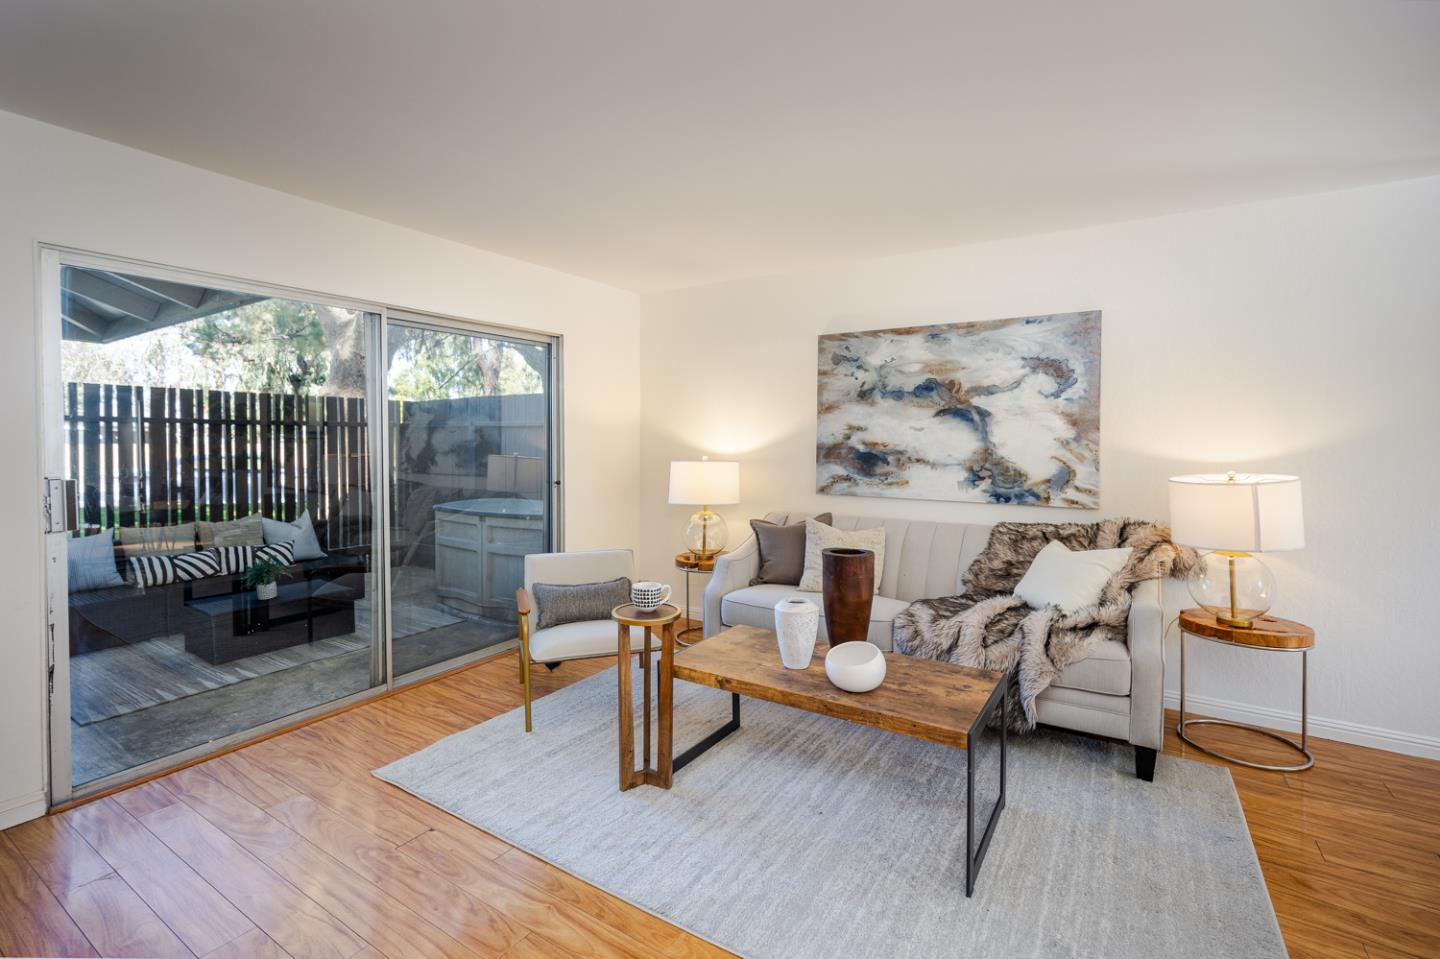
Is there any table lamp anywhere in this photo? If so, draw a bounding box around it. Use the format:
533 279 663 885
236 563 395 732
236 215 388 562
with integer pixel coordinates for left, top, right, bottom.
669 457 740 561
1168 471 1304 628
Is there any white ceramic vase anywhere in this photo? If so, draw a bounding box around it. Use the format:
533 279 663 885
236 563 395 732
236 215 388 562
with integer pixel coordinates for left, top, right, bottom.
255 581 278 601
773 597 819 669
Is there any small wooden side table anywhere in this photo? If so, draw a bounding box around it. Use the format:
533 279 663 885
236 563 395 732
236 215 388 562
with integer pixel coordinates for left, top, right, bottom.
612 602 681 791
1177 608 1315 772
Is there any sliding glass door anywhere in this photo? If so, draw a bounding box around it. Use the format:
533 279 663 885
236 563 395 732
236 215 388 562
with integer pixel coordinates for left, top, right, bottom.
385 315 556 680
47 256 383 796
44 253 560 802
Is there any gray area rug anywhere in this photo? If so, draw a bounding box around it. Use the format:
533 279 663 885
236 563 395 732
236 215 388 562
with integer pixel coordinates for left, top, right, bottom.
377 664 1287 959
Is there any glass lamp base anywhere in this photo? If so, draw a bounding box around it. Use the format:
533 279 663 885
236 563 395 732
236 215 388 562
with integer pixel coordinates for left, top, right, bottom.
1188 551 1275 628
683 508 728 559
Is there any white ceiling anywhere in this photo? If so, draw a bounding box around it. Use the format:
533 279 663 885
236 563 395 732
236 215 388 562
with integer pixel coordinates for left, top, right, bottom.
1 1 1437 292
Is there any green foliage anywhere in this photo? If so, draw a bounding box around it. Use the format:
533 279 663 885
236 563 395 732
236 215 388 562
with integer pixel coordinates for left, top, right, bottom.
243 556 292 588
183 300 331 394
61 293 543 403
387 327 545 401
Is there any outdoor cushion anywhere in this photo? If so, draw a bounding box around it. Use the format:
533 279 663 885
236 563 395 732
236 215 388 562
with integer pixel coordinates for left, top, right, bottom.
67 530 123 592
262 509 326 561
117 523 197 558
197 514 264 548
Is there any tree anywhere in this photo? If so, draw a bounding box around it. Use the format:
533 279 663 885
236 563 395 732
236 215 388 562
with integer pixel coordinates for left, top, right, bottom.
387 327 544 401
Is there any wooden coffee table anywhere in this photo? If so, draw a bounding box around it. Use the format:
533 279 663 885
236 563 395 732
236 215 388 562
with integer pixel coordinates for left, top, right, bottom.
635 624 1011 896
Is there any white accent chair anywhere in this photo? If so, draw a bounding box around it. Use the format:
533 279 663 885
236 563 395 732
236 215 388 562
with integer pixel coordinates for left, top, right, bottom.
704 512 1169 780
515 549 650 732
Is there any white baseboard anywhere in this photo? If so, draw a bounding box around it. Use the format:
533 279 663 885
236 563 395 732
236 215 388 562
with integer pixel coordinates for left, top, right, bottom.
1163 690 1440 761
0 789 47 830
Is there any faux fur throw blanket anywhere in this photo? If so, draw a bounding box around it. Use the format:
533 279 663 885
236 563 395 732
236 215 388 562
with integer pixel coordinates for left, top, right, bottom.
893 519 1197 728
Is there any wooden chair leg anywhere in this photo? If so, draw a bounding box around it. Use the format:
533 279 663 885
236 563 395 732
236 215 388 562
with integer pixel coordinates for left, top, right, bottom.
522 654 533 733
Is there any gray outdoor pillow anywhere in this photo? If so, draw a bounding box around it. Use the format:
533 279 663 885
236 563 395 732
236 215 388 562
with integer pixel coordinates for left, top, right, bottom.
533 576 632 631
749 513 831 586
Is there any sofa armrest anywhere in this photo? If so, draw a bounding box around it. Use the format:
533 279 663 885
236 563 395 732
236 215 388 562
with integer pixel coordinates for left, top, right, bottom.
703 536 760 638
1127 577 1166 750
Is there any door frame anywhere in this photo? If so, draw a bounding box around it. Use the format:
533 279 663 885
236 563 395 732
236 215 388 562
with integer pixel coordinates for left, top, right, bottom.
39 245 564 804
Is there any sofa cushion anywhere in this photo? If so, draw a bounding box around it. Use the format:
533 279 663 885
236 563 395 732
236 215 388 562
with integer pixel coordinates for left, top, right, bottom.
749 513 831 586
720 584 908 650
1014 540 1133 614
1051 639 1131 696
798 519 886 593
529 620 645 662
533 576 631 631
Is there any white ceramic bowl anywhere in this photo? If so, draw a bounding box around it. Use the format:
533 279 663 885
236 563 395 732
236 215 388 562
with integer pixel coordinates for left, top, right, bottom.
824 641 887 692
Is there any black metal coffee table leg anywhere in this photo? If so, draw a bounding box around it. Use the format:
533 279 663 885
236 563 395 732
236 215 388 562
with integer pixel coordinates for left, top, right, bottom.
674 692 740 773
965 673 1009 897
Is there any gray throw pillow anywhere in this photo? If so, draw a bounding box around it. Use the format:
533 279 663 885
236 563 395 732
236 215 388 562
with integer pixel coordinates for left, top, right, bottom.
261 509 326 561
749 513 832 586
67 530 124 592
533 577 632 631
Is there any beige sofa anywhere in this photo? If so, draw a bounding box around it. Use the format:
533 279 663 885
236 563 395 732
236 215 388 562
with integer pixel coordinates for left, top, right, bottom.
703 511 1167 780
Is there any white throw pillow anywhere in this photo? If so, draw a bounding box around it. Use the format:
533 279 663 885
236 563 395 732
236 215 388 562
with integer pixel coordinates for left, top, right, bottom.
797 519 886 594
1013 540 1133 614
261 509 326 561
66 530 124 592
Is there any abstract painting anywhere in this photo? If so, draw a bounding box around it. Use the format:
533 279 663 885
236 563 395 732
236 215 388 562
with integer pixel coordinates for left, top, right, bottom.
816 311 1101 508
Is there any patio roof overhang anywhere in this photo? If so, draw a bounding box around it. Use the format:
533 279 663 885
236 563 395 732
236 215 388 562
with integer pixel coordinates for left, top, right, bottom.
61 267 268 343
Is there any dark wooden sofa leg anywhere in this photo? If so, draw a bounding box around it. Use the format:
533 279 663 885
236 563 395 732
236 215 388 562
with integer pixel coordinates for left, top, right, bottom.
1135 746 1157 782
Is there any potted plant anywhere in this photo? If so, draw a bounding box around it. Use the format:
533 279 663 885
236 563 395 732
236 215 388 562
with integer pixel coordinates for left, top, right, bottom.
244 556 291 601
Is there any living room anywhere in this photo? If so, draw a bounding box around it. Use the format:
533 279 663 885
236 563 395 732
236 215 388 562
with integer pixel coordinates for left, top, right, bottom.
0 3 1436 958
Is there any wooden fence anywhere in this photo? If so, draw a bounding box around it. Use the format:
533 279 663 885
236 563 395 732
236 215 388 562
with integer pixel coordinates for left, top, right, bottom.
65 383 370 549
65 384 549 551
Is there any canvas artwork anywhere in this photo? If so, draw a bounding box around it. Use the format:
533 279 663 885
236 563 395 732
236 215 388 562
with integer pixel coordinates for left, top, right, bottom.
816 311 1101 508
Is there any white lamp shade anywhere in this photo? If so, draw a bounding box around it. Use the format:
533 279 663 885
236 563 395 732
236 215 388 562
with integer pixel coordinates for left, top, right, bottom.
668 459 740 506
1168 473 1304 552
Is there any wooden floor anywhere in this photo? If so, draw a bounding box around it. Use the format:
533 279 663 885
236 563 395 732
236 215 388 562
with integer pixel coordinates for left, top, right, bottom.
2 647 1438 959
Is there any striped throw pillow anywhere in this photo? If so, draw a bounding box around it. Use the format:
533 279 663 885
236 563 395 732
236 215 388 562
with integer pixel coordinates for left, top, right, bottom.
129 549 226 587
254 541 296 567
127 553 177 588
171 549 223 581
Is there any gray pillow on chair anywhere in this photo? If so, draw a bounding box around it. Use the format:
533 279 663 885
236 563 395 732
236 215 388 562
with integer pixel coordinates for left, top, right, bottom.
533 577 632 630
749 513 831 586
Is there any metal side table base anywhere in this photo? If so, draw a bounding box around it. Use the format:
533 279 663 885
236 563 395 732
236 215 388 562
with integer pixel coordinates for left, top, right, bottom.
1176 623 1315 772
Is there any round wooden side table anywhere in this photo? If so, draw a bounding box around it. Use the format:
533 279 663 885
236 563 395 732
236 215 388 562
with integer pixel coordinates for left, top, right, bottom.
611 602 681 791
1177 608 1315 772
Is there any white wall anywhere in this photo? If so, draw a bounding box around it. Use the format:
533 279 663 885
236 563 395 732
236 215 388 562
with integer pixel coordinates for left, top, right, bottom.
0 110 643 827
639 175 1440 759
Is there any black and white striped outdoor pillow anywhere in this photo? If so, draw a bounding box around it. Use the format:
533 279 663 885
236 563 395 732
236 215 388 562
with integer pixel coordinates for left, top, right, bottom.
171 549 223 581
210 545 254 575
127 553 177 588
253 541 295 567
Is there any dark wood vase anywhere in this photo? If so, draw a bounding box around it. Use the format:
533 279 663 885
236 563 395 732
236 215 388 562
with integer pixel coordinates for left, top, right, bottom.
821 547 875 646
